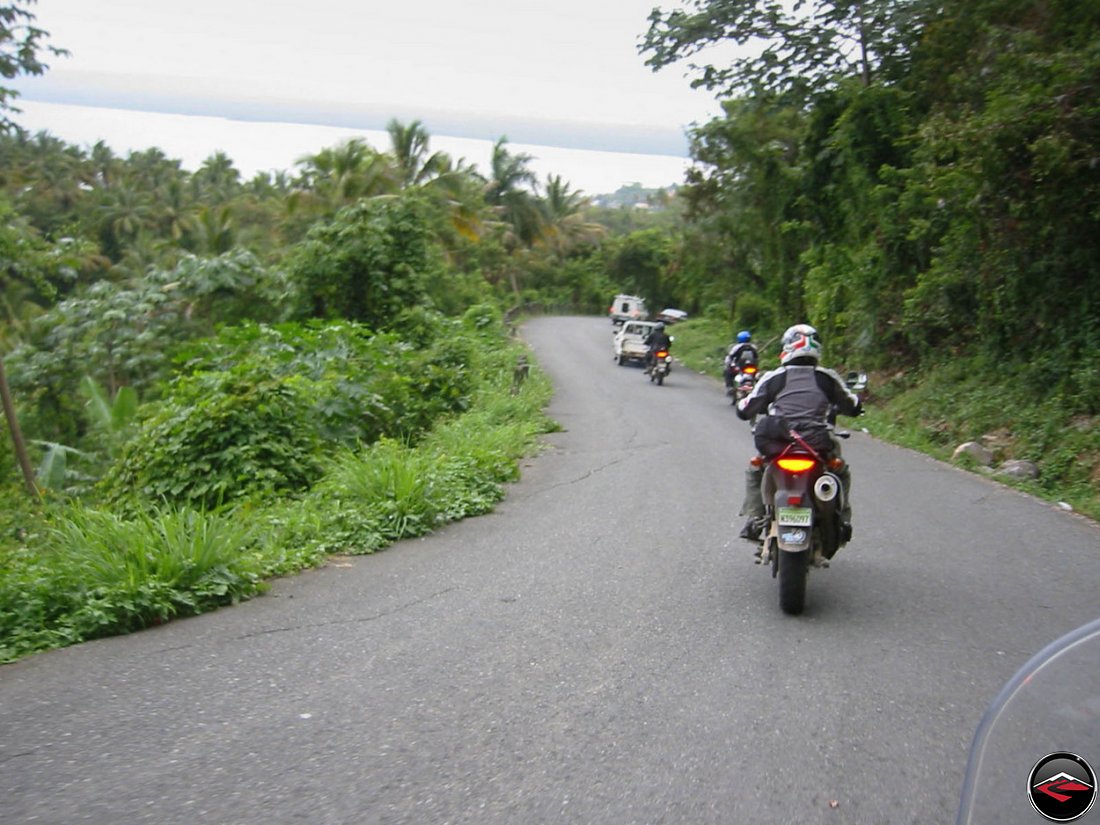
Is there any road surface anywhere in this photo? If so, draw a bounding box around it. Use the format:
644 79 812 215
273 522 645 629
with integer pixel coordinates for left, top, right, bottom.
2 316 1097 824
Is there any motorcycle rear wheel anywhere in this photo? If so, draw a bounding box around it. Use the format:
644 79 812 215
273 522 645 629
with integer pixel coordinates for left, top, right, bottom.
778 550 809 615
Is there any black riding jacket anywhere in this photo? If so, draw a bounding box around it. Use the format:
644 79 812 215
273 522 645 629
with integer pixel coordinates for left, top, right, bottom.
736 360 861 436
645 330 672 351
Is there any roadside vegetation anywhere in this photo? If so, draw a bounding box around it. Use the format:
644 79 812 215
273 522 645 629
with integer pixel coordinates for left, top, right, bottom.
2 1 1098 660
673 323 1100 523
0 306 558 662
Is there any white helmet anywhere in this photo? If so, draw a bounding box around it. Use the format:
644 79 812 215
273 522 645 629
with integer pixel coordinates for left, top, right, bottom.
780 324 822 364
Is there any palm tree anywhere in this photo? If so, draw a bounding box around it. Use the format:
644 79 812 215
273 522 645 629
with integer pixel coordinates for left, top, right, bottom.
96 184 155 260
484 137 546 248
192 151 242 204
124 147 183 192
156 177 194 243
482 138 549 300
542 174 605 256
295 138 399 212
188 205 236 256
386 119 452 188
89 141 120 188
15 131 88 234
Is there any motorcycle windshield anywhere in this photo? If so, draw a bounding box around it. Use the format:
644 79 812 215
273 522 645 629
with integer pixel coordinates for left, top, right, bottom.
956 617 1100 824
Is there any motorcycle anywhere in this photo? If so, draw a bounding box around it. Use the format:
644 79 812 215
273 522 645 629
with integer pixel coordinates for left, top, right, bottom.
733 364 759 404
649 349 672 385
756 427 851 615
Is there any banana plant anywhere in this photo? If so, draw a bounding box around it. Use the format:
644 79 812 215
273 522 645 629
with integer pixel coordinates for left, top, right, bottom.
30 440 87 492
79 375 139 455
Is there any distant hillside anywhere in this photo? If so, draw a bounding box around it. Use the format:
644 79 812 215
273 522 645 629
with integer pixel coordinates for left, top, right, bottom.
591 182 678 210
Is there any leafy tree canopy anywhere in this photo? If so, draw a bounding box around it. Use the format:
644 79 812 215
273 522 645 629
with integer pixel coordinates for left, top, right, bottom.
0 1 68 131
288 192 438 327
640 0 934 100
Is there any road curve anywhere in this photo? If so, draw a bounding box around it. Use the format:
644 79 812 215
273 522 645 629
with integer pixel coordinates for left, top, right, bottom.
2 315 1097 824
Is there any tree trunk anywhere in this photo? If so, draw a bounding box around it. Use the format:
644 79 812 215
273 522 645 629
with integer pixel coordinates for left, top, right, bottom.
856 0 872 86
0 356 39 497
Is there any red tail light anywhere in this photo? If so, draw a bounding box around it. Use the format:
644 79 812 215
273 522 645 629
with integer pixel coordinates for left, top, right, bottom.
776 457 816 473
743 366 757 374
656 350 669 358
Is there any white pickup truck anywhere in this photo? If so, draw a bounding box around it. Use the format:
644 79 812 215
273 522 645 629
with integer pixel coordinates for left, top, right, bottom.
613 320 658 366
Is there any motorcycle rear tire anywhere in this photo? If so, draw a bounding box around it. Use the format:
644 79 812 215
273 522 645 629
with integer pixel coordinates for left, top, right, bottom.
778 550 809 615
657 373 664 386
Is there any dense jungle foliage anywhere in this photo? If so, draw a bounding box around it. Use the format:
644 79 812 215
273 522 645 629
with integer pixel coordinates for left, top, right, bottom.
637 0 1099 516
1 0 1098 659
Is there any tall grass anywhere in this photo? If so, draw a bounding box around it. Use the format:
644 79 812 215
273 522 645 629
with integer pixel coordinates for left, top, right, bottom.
53 506 263 601
299 367 557 553
322 440 440 542
1 505 262 662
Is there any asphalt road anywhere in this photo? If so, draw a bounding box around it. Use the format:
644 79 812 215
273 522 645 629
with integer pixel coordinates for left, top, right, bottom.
2 316 1098 825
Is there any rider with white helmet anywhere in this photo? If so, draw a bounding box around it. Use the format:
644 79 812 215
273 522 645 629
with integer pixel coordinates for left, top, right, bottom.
735 324 862 542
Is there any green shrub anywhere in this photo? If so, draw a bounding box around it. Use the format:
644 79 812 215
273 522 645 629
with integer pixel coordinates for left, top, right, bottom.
102 371 323 510
288 194 438 328
174 319 480 449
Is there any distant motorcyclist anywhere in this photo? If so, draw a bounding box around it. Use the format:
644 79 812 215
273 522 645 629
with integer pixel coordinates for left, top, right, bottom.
643 322 672 374
724 330 759 394
735 324 862 542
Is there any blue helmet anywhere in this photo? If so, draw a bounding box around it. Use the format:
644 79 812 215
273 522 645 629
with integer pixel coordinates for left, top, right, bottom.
737 330 751 343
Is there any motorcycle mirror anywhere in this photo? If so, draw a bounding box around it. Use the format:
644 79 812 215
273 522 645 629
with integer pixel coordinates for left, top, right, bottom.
845 371 868 391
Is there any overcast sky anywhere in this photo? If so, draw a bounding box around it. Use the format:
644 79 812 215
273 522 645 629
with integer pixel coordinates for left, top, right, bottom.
11 0 726 192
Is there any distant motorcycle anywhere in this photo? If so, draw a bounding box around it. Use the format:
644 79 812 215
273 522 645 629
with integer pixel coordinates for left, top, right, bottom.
756 427 851 615
733 364 759 403
649 349 672 385
725 350 760 403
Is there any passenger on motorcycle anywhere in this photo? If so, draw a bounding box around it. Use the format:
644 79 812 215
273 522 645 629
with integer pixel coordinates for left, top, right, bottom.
734 324 862 542
724 330 759 394
643 322 672 374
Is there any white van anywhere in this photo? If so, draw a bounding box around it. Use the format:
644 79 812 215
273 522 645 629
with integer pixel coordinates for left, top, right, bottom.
613 320 658 365
608 294 648 325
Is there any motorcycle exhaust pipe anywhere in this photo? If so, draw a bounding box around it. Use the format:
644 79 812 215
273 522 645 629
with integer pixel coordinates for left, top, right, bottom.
814 474 839 503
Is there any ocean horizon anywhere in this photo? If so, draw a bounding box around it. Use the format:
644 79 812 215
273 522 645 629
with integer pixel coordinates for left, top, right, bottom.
14 101 694 197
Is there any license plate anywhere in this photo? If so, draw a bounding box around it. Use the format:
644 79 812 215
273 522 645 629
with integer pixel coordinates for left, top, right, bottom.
778 507 812 527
